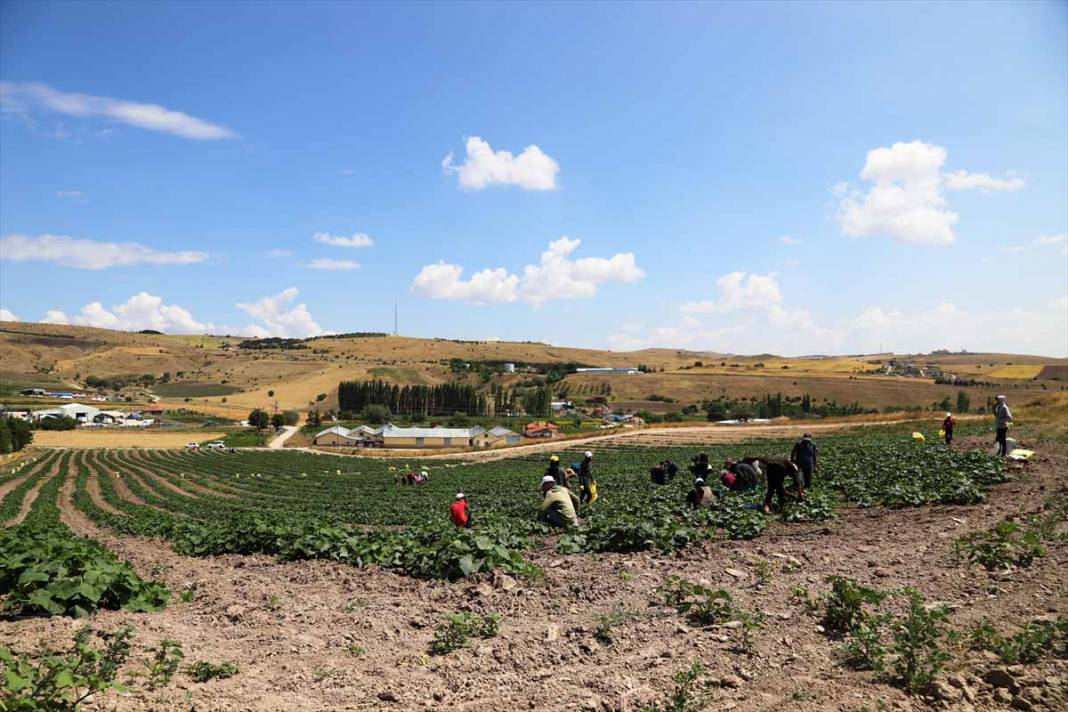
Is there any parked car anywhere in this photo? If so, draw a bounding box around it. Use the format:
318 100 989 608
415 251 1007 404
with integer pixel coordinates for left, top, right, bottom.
206 441 226 450
185 442 200 450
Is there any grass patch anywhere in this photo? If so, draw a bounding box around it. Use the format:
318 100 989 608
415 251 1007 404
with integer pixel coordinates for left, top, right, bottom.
214 430 269 448
152 382 241 398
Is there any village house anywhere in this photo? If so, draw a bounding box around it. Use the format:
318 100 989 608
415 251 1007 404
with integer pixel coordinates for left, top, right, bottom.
524 422 559 439
472 426 521 448
313 424 384 447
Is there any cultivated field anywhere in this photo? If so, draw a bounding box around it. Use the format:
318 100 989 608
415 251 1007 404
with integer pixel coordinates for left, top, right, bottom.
1 415 1065 710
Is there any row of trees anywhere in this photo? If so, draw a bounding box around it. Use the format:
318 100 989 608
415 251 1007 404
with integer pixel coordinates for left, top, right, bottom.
338 380 489 416
0 417 33 453
247 409 299 430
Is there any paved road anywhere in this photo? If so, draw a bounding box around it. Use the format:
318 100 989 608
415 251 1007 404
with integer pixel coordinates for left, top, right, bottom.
267 425 298 449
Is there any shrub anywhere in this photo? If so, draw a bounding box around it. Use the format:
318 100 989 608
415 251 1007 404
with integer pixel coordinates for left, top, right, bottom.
428 612 501 655
34 416 78 431
891 589 953 694
188 660 238 683
969 617 1068 664
145 639 184 689
842 612 892 671
824 576 886 636
638 661 704 712
955 519 1047 570
361 404 391 425
0 626 134 711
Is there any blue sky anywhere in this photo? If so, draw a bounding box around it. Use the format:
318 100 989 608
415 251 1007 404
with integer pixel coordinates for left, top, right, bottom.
1 1 1065 356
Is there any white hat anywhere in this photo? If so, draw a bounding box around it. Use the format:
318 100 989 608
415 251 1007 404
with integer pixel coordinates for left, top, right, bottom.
541 475 556 485
455 492 465 500
695 478 705 485
421 470 429 476
584 451 593 458
945 413 952 418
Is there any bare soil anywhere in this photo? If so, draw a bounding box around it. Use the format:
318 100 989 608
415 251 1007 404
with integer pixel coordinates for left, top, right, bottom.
0 455 60 527
2 437 1065 712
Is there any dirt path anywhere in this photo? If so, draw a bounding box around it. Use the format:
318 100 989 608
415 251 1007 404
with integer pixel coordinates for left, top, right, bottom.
115 450 200 500
1 455 61 527
98 453 169 512
0 452 54 502
82 452 126 516
268 425 298 449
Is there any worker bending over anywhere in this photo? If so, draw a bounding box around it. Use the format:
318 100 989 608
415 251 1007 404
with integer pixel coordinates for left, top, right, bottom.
687 478 716 508
538 475 580 529
450 493 471 528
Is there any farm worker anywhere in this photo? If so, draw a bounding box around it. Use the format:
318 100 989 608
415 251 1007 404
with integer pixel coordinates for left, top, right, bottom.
577 451 595 504
649 463 668 485
418 469 430 483
689 453 714 480
662 459 679 482
721 460 760 491
790 434 819 489
686 478 715 508
760 457 803 514
941 413 955 446
546 455 568 487
538 475 580 529
450 493 471 528
994 395 1013 457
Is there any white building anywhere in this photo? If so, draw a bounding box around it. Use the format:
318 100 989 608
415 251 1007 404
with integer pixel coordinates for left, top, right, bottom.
34 402 101 423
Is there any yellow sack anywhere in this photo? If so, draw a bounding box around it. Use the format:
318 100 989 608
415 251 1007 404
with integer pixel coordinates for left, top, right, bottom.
938 429 945 438
1007 449 1034 461
587 481 599 505
912 432 925 442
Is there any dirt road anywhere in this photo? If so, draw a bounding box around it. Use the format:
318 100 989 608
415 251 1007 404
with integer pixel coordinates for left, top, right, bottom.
268 425 298 449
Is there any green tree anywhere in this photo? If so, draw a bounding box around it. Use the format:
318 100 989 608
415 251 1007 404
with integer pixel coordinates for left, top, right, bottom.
282 410 300 426
956 391 970 414
361 404 391 425
248 409 270 430
0 418 11 454
270 413 285 429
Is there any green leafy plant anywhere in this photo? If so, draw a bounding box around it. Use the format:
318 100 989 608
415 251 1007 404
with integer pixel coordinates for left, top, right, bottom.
842 612 891 671
752 558 771 585
188 660 239 683
890 589 953 694
638 661 704 712
428 612 502 656
0 626 134 711
969 617 1068 664
824 576 886 636
955 519 1047 570
145 639 184 689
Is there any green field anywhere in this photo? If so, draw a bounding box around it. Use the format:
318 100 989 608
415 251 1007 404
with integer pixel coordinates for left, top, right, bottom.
0 421 1009 612
152 382 242 398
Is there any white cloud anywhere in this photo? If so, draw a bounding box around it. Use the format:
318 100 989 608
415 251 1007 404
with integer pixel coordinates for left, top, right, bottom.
999 233 1067 256
0 233 208 269
412 237 643 306
313 232 374 248
681 272 783 314
943 170 1025 192
57 190 87 203
237 287 323 338
848 299 1067 357
267 249 293 258
0 308 20 321
413 263 520 304
40 309 69 325
779 235 802 246
70 293 210 334
442 136 559 191
307 258 359 270
0 81 235 140
836 140 1023 246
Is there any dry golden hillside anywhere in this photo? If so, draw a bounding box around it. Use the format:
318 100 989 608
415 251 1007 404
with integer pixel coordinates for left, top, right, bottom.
1 321 1064 416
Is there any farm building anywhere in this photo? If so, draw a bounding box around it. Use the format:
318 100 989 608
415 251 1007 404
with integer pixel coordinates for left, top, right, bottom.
524 422 559 438
380 425 475 449
313 425 384 447
33 402 100 423
473 426 521 448
575 367 640 375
